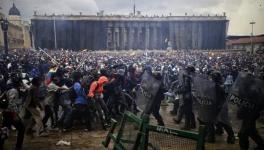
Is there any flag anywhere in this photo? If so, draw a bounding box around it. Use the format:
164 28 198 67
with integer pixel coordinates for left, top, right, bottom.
45 67 57 85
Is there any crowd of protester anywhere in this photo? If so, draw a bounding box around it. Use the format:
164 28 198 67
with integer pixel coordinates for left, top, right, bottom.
0 49 263 150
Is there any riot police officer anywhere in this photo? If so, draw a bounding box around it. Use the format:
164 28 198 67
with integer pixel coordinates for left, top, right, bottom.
237 70 264 150
174 65 196 130
208 71 235 143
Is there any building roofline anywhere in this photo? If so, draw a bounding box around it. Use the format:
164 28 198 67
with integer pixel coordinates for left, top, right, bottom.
9 3 21 16
31 14 227 21
227 35 264 45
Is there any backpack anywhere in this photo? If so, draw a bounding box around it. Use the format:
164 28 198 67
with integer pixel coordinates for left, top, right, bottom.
0 92 8 109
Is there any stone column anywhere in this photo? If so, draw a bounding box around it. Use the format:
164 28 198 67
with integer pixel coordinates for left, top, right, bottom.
112 28 116 50
179 22 184 49
145 26 150 50
169 22 175 49
175 23 179 49
106 28 112 50
191 22 196 49
137 27 142 49
128 27 134 49
134 28 138 49
198 22 203 49
192 22 198 49
124 28 128 49
134 27 141 49
120 27 126 50
156 27 161 49
115 27 120 50
153 25 158 49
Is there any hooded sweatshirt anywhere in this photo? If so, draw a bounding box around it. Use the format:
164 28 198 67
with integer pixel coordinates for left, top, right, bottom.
88 76 108 98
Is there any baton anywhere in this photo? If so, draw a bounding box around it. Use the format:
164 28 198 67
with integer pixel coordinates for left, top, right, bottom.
38 47 59 64
76 49 88 70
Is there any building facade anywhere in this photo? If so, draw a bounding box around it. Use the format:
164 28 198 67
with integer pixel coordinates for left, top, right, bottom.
31 13 228 50
226 35 264 53
0 12 4 49
7 23 24 49
0 3 31 51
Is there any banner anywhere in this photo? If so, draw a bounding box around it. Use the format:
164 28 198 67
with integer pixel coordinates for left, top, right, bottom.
136 72 161 115
229 72 264 109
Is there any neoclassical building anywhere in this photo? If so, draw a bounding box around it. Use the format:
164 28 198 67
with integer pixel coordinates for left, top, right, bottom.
31 12 228 50
0 3 31 50
0 12 4 49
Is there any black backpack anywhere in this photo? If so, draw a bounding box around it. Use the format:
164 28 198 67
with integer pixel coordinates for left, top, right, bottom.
0 92 8 109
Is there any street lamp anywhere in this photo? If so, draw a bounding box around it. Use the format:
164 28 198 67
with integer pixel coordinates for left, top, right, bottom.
0 17 9 55
250 21 256 54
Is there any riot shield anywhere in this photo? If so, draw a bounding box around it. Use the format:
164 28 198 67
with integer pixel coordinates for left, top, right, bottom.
136 71 161 115
193 74 216 101
193 74 217 123
228 72 264 109
178 70 185 86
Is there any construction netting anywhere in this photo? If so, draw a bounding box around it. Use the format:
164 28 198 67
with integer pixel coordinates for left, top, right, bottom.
118 119 140 149
148 131 197 150
102 112 206 150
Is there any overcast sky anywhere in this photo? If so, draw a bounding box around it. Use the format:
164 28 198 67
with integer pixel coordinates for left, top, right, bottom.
0 0 263 35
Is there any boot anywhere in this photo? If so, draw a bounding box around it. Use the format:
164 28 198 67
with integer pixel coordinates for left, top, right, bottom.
255 145 264 150
190 121 196 129
170 102 178 115
170 110 177 115
215 123 224 135
158 119 165 126
181 125 191 130
190 115 196 129
181 120 191 130
227 135 236 144
206 135 215 143
215 127 224 135
173 118 181 124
